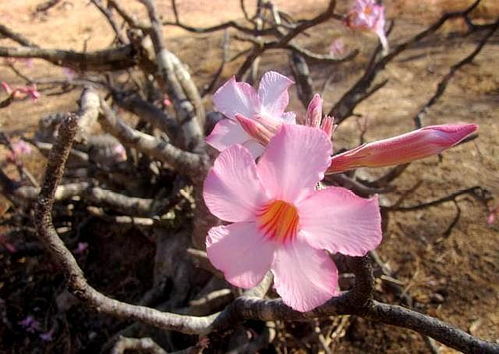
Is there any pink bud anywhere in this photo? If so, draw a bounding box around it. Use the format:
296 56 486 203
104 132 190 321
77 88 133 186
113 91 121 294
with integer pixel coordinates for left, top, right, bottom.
305 94 323 128
235 114 273 146
320 116 335 139
327 123 478 174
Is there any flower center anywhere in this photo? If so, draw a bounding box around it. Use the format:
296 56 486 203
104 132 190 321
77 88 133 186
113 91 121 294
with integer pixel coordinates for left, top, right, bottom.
257 200 299 243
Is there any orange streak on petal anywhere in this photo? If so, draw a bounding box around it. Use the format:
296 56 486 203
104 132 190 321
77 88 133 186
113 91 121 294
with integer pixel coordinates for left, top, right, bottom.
257 200 299 243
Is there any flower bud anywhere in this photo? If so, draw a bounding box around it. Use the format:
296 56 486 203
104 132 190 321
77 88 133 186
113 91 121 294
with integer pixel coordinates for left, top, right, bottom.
235 114 274 146
327 123 478 174
305 94 323 128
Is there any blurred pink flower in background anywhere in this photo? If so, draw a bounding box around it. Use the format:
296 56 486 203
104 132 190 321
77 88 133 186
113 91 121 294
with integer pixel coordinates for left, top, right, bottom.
1 81 40 102
18 315 41 333
487 206 497 225
74 242 89 255
0 234 16 253
204 124 381 312
346 0 389 54
19 84 41 101
111 143 127 162
3 57 34 69
1 81 13 95
62 67 77 80
327 123 478 173
6 139 33 164
329 38 347 58
162 94 172 107
39 329 55 342
206 71 296 157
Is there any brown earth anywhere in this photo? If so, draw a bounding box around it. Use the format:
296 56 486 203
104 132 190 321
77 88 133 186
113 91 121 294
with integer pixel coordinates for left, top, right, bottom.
0 0 498 353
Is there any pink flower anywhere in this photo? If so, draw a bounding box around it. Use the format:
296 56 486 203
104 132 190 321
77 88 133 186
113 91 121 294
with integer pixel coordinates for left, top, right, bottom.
204 124 381 312
327 123 478 174
206 71 296 157
346 0 389 54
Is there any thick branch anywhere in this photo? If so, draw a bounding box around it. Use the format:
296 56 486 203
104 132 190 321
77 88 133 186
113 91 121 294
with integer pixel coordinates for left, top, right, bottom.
0 45 136 71
34 113 215 334
366 302 498 354
139 0 204 150
99 100 207 178
0 24 38 47
16 182 167 217
112 92 179 140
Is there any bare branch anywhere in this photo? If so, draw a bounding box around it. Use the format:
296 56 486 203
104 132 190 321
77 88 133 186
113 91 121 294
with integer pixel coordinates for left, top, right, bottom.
90 0 128 45
35 0 62 13
107 0 149 29
0 24 38 47
0 45 136 71
289 51 314 108
111 336 167 354
366 301 498 354
413 19 498 128
329 0 491 123
99 100 207 178
235 0 341 78
112 92 179 140
34 113 216 334
384 186 491 212
139 0 204 150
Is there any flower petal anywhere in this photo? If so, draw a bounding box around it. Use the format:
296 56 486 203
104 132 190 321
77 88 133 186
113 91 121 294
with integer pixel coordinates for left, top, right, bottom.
258 71 294 118
298 187 381 256
213 76 260 120
242 139 266 158
205 119 250 152
281 111 297 124
207 222 275 288
204 144 268 222
271 236 339 312
257 125 332 202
